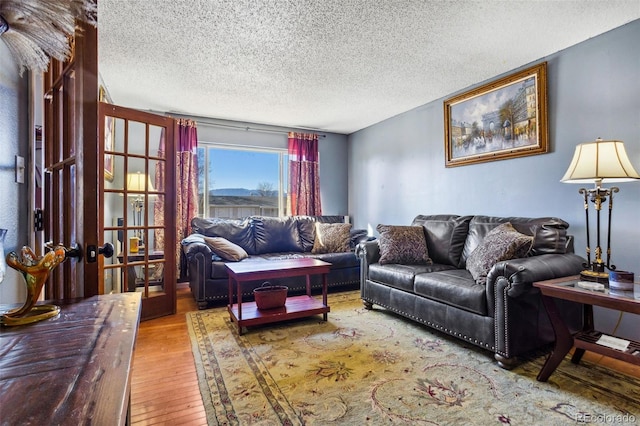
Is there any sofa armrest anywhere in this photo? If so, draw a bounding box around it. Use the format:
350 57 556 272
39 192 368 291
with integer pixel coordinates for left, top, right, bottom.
488 253 585 359
355 240 380 266
183 239 213 259
487 253 586 299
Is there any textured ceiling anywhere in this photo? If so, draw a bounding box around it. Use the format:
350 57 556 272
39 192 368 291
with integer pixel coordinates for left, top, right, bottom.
97 1 640 134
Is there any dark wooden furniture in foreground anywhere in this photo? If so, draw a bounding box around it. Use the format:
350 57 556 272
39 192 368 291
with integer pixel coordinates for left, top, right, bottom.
226 258 331 335
534 275 640 382
0 292 142 425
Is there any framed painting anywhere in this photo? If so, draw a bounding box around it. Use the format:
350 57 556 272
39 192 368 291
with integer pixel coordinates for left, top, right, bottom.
100 85 115 181
104 116 115 182
444 62 548 167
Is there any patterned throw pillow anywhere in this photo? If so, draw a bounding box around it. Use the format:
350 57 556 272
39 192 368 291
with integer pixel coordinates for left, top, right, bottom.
466 222 533 285
311 223 352 254
376 224 431 265
203 236 248 262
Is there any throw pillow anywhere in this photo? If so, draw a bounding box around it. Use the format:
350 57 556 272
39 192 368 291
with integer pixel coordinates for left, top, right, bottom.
466 222 533 285
311 223 352 254
376 224 431 265
203 236 248 262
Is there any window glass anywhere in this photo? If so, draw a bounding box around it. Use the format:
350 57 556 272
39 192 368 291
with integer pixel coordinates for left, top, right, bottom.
197 144 288 218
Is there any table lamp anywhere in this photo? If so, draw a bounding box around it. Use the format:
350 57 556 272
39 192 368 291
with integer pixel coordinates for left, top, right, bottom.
561 138 640 283
126 171 156 250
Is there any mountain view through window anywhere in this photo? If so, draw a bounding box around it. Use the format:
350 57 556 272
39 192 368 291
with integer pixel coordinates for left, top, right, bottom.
197 145 288 219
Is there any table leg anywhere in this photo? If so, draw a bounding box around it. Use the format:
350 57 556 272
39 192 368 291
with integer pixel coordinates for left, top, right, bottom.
236 278 243 335
571 304 593 365
537 294 574 382
306 274 311 296
322 273 328 321
228 276 233 318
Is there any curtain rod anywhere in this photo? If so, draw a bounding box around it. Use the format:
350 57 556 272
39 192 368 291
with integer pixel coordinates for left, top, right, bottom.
193 119 327 138
155 110 327 138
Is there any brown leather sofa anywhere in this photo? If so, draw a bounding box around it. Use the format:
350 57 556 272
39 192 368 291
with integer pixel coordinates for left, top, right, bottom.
182 215 369 309
357 214 585 368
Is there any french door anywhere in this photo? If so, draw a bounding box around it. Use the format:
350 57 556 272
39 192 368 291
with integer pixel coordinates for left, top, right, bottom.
43 20 177 320
99 103 176 320
43 20 99 298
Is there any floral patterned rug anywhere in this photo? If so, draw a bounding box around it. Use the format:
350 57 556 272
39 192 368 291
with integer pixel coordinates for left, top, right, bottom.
186 291 640 425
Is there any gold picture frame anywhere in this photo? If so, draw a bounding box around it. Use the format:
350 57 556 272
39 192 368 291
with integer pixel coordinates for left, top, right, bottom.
444 62 548 167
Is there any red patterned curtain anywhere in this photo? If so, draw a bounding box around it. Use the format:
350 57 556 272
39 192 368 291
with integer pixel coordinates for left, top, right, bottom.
176 119 199 278
288 132 321 216
154 119 198 280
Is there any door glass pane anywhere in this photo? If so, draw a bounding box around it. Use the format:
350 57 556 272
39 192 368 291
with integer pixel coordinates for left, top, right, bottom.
149 125 164 159
66 72 76 157
113 117 126 154
103 266 120 294
105 154 125 191
128 121 147 156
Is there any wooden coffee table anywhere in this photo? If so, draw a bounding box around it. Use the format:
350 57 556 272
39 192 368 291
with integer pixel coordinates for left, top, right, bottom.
226 258 331 335
533 275 640 382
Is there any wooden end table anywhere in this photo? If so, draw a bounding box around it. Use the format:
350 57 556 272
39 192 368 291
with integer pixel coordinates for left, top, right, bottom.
533 275 640 382
226 258 331 335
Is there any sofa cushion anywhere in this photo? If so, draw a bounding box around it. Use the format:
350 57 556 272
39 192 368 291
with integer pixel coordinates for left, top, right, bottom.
376 224 432 265
311 251 359 268
252 216 304 254
191 217 256 254
203 236 248 262
312 222 352 254
465 222 533 285
461 216 569 263
412 214 473 267
369 263 454 292
414 269 487 316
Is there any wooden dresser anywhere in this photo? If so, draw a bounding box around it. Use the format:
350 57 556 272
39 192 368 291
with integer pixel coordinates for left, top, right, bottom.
0 292 141 425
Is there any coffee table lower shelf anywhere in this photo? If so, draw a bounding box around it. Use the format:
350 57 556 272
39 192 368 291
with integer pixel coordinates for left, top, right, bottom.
229 295 330 332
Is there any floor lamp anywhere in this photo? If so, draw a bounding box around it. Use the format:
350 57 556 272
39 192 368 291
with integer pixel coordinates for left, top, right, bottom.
561 138 640 284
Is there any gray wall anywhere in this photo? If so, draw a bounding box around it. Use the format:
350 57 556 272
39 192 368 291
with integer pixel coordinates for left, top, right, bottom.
189 117 350 216
0 40 30 304
348 20 640 341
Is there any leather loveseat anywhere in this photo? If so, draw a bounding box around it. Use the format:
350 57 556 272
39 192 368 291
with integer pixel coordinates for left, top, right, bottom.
357 214 585 368
182 215 369 309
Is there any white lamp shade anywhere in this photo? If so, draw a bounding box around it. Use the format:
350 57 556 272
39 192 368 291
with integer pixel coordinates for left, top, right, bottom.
561 139 640 184
126 172 156 194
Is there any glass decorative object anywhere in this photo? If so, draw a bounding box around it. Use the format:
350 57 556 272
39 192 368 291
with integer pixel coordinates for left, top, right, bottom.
1 244 67 326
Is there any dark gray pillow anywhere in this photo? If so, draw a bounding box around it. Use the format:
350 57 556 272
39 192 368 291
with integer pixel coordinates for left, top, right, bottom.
466 222 533 285
376 224 431 265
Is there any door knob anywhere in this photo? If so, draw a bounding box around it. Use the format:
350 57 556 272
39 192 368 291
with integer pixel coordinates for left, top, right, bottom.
46 242 83 260
86 243 114 263
99 243 114 258
64 244 83 260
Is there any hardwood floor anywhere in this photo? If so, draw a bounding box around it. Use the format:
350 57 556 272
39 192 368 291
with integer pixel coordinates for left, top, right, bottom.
131 283 207 425
131 283 639 425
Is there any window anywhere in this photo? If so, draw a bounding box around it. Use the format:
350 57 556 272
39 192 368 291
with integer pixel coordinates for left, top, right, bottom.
197 144 289 219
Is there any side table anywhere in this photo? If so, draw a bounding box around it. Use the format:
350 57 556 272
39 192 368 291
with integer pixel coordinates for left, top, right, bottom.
533 275 640 382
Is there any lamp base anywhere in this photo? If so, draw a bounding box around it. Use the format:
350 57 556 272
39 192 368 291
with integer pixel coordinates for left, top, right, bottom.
579 269 609 285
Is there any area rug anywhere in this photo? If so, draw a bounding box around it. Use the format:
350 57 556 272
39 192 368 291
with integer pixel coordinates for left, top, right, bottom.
187 291 640 425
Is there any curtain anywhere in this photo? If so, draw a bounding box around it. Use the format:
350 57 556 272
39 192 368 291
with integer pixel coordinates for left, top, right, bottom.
288 132 321 216
154 119 198 280
176 119 199 279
